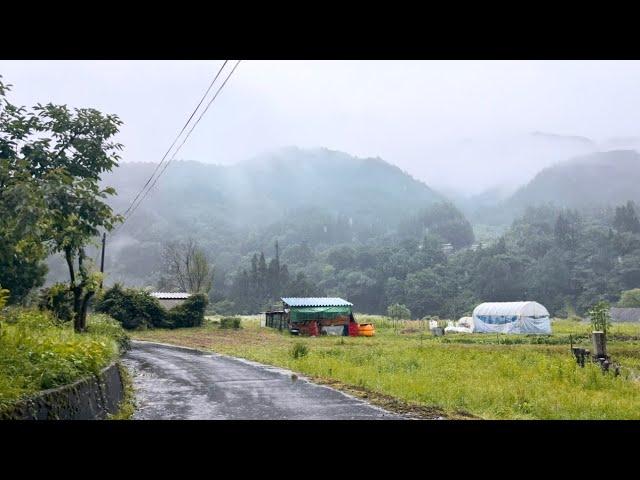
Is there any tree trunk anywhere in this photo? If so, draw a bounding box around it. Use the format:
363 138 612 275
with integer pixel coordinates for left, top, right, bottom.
77 291 94 333
72 286 83 332
64 248 84 333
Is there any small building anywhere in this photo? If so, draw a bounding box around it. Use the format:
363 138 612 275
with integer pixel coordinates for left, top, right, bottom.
610 307 640 322
472 301 551 334
265 297 355 336
150 292 191 310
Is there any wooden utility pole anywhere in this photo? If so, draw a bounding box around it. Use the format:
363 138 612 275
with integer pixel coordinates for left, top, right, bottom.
100 232 106 289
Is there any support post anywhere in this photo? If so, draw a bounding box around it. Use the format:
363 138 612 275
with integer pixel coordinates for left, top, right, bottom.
99 232 106 289
592 331 607 359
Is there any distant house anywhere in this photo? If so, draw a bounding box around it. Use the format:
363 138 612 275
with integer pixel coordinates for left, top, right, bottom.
610 307 640 323
150 292 191 310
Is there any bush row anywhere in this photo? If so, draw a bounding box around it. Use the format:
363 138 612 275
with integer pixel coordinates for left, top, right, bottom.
94 284 207 331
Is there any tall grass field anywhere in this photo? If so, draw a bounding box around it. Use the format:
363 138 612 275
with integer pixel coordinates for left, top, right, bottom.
132 315 640 419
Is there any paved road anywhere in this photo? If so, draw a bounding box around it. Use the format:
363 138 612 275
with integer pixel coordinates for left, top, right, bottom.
123 341 403 420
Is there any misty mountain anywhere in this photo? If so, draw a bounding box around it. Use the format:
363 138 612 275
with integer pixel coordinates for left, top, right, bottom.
530 131 597 149
424 131 597 196
106 147 442 233
48 147 444 287
508 150 640 210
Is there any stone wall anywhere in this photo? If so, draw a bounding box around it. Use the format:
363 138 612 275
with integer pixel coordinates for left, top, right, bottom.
1 362 125 420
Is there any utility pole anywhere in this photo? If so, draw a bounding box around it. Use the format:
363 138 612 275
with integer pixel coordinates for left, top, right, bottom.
100 232 106 289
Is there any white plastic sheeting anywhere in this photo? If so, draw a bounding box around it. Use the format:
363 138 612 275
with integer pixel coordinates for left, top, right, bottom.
445 316 474 334
472 301 551 334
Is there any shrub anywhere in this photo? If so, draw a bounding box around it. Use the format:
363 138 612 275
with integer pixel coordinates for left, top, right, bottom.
94 284 166 330
38 283 74 323
87 313 130 351
0 308 121 409
290 342 309 359
166 294 208 329
219 316 241 329
388 303 412 320
0 286 9 310
588 300 611 336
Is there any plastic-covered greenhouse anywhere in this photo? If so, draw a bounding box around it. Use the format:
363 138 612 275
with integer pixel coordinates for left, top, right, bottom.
472 301 551 334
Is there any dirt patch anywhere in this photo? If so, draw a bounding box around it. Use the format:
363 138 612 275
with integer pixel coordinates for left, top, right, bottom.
310 377 479 420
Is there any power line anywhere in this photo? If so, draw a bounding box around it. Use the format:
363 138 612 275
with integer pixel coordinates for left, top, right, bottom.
118 60 241 227
119 60 229 219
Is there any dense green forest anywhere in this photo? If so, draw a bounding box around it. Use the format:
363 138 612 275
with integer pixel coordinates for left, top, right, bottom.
36 147 640 320
218 201 640 318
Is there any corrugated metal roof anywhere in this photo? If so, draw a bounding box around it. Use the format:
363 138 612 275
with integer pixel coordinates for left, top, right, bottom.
150 292 191 299
610 307 640 322
281 297 353 307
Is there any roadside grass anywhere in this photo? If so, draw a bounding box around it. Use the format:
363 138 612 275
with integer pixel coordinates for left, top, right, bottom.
108 363 136 420
131 314 640 420
0 308 126 412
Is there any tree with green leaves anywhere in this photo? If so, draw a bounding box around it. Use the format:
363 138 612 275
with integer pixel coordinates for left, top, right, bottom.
0 77 50 303
387 303 411 320
618 288 640 308
0 75 123 331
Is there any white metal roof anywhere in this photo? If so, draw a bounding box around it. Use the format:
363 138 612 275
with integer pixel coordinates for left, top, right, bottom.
472 301 549 318
150 292 191 299
281 297 352 307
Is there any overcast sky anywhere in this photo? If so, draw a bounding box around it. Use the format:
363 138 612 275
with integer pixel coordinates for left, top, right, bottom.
2 60 640 194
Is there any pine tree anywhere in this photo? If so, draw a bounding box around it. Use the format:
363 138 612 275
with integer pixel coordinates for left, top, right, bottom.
258 252 268 301
614 201 640 233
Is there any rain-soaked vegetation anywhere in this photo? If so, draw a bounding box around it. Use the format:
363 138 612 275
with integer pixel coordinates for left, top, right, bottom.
132 316 640 419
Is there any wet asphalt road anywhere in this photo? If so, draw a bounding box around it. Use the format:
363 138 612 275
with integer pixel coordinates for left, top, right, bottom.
123 341 403 420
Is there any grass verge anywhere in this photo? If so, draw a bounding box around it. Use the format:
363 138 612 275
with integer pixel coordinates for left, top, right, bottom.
108 363 136 420
0 308 127 413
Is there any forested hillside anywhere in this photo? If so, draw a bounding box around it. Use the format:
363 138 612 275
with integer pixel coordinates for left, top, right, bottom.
464 150 640 226
509 150 640 209
42 147 640 320
46 147 447 288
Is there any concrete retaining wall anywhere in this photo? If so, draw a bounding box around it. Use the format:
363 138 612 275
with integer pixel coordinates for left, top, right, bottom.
1 362 125 420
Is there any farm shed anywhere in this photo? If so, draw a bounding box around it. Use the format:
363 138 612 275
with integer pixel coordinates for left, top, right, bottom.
610 307 640 322
150 292 191 310
266 297 356 336
472 301 551 334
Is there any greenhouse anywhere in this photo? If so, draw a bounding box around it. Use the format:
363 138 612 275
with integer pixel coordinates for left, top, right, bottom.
472 301 551 334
